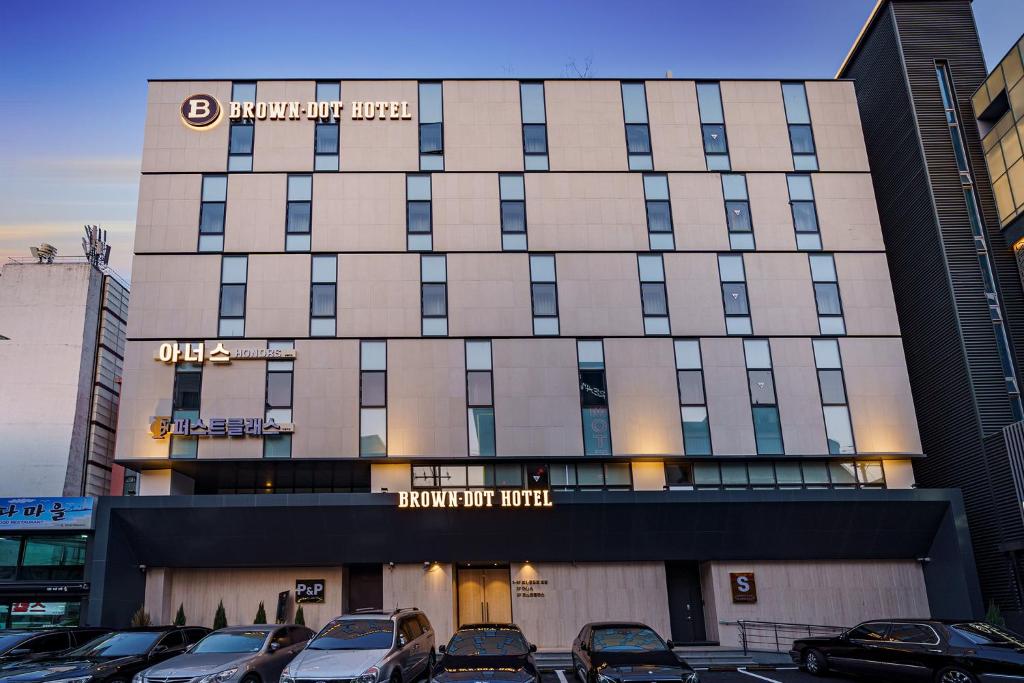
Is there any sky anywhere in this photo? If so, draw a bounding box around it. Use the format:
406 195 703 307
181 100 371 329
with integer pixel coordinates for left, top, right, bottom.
0 0 1021 278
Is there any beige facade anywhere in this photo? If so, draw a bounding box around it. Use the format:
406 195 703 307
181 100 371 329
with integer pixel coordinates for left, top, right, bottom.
253 80 315 172
720 81 793 172
312 173 407 252
442 80 523 172
545 81 628 171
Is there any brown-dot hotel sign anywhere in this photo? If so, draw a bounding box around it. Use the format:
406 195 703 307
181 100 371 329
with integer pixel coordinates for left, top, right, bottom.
180 93 413 130
730 572 757 603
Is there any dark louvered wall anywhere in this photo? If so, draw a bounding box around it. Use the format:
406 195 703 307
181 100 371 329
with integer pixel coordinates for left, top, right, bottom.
842 0 1023 614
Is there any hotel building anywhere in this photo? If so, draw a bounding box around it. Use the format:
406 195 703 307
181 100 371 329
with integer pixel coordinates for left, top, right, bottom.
95 74 981 647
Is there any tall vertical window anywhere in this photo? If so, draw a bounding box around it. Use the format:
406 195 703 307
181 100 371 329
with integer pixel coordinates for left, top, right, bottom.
228 82 256 172
419 82 444 171
314 81 340 171
264 340 294 459
218 256 247 337
674 339 711 455
622 82 652 170
787 174 821 251
697 82 730 170
466 340 495 457
813 339 855 455
782 82 817 171
169 360 202 459
407 174 432 252
809 254 845 335
359 340 387 457
722 174 754 250
578 340 611 456
421 254 447 336
198 175 227 252
286 174 312 252
744 339 783 455
310 254 337 337
530 254 559 336
936 62 1023 419
644 174 674 250
719 254 751 335
500 174 527 251
520 82 548 170
638 254 669 335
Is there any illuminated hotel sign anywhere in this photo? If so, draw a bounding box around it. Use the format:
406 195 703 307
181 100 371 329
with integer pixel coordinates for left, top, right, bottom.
398 489 554 509
181 93 412 129
155 342 296 364
150 416 293 439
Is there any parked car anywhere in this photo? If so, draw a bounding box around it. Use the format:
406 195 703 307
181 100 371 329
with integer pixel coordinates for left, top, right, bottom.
791 618 1024 681
135 624 312 683
571 622 697 683
431 623 538 683
0 629 110 668
280 608 434 683
0 626 210 683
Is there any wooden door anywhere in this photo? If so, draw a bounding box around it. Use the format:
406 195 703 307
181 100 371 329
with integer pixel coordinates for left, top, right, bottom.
483 569 512 623
458 568 486 625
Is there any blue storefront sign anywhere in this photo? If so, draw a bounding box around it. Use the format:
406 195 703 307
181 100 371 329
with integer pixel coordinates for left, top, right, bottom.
0 497 94 530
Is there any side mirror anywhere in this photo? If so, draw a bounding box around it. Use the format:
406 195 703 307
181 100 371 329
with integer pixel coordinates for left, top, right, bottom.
438 645 446 654
529 644 537 653
666 641 675 649
580 643 589 652
270 642 281 652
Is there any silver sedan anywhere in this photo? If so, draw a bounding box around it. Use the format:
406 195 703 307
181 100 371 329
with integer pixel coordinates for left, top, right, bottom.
136 625 313 683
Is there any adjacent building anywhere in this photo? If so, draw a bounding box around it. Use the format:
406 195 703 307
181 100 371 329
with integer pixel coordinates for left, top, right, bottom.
93 74 982 646
840 0 1024 626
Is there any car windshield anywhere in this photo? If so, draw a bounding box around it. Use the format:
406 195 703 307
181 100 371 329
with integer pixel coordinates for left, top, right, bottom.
191 631 268 654
446 629 529 656
591 627 666 653
308 620 394 650
952 623 1024 647
0 634 29 651
67 632 161 657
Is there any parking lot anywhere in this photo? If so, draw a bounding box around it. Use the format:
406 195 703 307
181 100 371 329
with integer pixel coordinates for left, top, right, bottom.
540 668 832 683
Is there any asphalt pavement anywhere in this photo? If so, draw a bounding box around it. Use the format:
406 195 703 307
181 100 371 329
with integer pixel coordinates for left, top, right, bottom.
540 666 897 683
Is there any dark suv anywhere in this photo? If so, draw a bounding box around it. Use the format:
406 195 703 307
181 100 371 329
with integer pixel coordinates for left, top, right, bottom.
0 628 110 667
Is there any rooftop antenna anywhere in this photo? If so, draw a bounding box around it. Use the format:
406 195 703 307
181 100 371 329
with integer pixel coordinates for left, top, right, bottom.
29 244 57 264
82 225 111 268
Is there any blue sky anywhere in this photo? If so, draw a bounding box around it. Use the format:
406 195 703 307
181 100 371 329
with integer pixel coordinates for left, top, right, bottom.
0 0 1020 276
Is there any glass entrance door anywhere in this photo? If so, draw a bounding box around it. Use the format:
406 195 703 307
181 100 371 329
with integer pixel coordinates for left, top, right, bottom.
457 566 512 625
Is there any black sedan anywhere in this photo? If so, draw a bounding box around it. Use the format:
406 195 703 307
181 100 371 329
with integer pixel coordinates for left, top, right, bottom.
791 618 1024 682
0 629 110 668
432 624 539 683
571 622 697 683
0 627 210 683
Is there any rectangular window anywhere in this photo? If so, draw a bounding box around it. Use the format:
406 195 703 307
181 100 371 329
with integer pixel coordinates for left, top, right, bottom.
813 339 855 455
718 254 751 335
638 254 669 335
675 339 711 455
622 82 652 170
787 174 821 251
466 340 495 457
722 173 754 250
643 174 674 251
530 254 559 336
228 82 256 172
314 81 340 171
170 360 202 459
744 339 783 455
500 174 527 251
419 82 443 171
310 254 337 337
421 254 447 336
264 340 294 459
697 82 730 170
218 255 247 337
285 174 313 252
198 175 227 252
578 340 611 456
809 254 845 335
407 174 432 252
782 82 817 170
360 341 387 457
520 82 548 170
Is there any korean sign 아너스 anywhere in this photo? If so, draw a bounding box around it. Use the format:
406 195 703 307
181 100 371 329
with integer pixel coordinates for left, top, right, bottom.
154 342 296 365
0 498 94 530
150 416 293 440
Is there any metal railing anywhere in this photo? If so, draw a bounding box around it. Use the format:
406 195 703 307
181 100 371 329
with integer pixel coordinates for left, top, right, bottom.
725 620 848 654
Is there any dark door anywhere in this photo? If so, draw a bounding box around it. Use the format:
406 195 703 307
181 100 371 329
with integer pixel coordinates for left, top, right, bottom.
876 623 944 681
346 564 383 613
834 622 892 677
665 562 706 643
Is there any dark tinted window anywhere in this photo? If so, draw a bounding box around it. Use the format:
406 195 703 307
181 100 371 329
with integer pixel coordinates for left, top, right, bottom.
446 628 528 656
951 623 1024 647
288 627 313 645
192 631 266 653
888 624 938 644
72 629 110 646
27 632 70 653
308 619 394 650
400 617 421 642
416 615 431 634
70 631 162 657
159 631 185 649
591 627 666 652
271 629 289 649
0 633 30 652
848 623 889 641
184 628 211 645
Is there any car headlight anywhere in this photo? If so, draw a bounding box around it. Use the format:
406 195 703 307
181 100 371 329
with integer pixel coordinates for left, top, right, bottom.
280 675 294 683
597 673 618 683
132 674 143 683
684 673 699 683
46 677 93 683
198 669 238 683
352 666 380 683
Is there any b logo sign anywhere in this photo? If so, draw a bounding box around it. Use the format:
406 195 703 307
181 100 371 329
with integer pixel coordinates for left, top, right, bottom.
180 94 222 130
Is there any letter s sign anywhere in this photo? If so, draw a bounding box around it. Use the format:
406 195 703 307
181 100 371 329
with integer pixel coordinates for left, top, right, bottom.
730 572 757 603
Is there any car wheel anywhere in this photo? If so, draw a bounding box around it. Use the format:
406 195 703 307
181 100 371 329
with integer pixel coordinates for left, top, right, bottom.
241 676 260 683
803 649 829 676
937 667 976 683
391 671 402 683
